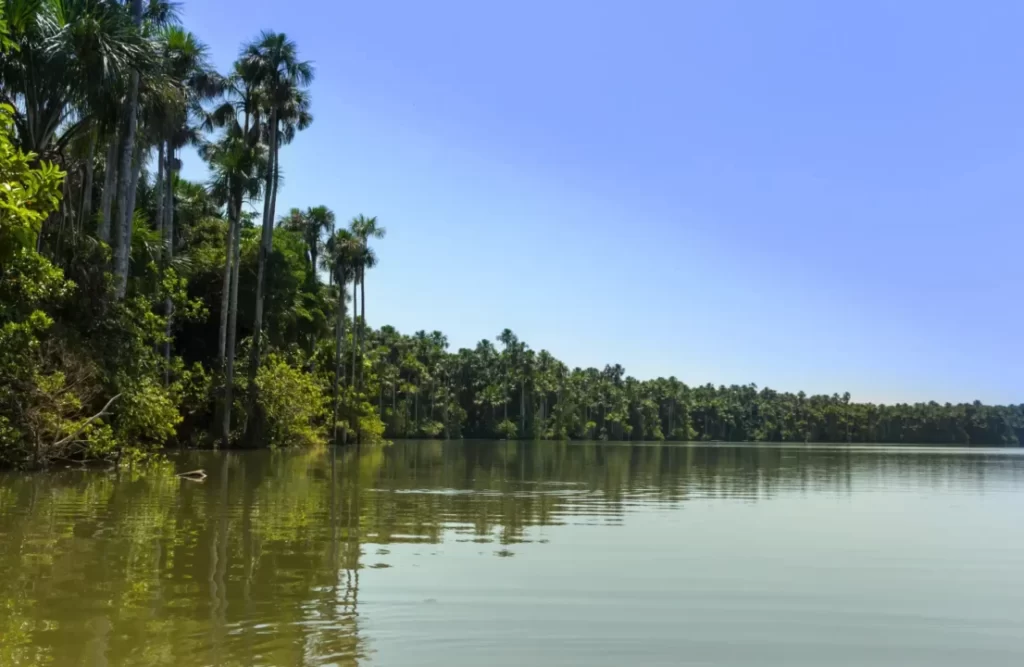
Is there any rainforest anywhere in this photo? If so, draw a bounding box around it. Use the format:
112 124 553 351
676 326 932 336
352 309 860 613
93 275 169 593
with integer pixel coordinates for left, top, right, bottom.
0 1 1022 470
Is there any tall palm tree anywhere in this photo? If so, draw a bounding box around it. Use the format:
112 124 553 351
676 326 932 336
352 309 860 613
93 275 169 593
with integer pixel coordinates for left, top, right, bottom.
349 214 385 390
325 229 359 446
240 31 313 435
203 129 266 448
141 26 220 372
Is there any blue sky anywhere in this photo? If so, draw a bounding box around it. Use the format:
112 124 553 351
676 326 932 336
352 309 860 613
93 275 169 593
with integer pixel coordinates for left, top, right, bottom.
179 0 1024 405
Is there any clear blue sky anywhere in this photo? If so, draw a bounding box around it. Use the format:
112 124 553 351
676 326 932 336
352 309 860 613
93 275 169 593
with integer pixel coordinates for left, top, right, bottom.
179 0 1024 405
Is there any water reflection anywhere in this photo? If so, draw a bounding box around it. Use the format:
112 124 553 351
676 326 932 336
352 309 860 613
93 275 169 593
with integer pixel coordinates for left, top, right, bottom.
0 441 1022 666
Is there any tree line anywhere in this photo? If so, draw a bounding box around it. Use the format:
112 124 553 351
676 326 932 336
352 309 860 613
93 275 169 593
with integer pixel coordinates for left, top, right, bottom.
359 328 1024 445
0 3 1019 469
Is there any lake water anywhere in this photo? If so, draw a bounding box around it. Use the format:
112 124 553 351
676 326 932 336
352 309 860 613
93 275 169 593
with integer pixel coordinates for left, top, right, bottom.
1 441 1024 666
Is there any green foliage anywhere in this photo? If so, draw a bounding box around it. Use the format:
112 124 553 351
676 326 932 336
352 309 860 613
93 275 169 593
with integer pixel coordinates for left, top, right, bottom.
0 104 62 262
496 419 518 439
254 353 326 447
114 375 181 449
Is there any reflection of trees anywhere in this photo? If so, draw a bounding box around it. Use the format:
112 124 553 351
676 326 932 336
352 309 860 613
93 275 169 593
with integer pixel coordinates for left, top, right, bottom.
0 451 370 666
1 443 1022 664
361 441 1024 545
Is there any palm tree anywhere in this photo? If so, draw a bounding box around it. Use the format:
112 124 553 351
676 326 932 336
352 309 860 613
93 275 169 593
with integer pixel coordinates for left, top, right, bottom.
240 31 313 435
262 84 310 230
0 0 150 249
348 214 385 391
142 26 221 371
325 229 359 446
203 127 266 448
277 205 333 274
0 0 147 158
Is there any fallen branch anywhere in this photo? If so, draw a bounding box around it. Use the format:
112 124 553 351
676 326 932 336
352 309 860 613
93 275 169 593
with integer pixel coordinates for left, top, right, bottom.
50 393 122 450
176 469 207 481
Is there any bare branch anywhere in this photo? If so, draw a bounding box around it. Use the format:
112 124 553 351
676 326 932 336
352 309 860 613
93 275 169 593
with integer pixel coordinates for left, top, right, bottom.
50 394 122 450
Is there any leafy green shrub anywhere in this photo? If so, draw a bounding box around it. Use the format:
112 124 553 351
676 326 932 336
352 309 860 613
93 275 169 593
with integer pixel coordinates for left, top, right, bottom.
496 418 517 439
256 353 327 447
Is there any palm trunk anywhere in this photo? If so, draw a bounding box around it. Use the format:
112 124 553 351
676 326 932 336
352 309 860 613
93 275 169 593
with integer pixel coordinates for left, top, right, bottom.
269 131 280 224
520 380 525 436
350 275 359 442
221 197 243 449
162 148 174 383
358 268 366 388
124 140 143 230
98 134 118 244
350 276 358 389
113 135 143 298
79 129 97 235
217 184 234 366
332 278 347 446
155 141 165 240
246 108 279 434
113 5 142 301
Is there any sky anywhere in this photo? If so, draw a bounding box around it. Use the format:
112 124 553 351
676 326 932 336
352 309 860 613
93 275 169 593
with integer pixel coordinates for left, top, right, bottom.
178 0 1024 405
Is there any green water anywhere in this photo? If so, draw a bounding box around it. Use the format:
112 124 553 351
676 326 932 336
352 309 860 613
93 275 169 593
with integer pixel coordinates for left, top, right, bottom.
1 442 1023 666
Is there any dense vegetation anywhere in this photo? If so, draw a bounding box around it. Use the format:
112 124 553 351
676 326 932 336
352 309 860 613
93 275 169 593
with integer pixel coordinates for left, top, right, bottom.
0 3 1020 469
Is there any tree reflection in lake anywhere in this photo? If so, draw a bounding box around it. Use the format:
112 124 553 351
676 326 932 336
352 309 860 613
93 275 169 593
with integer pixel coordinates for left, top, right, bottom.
1 441 1023 666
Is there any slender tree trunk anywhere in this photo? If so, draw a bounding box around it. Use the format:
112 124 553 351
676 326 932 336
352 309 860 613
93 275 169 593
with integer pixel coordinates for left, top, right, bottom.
98 134 118 244
163 149 174 383
124 140 143 231
112 134 143 298
332 279 347 446
113 4 142 301
350 276 359 442
268 129 280 224
358 268 366 389
221 197 243 449
217 184 234 366
79 129 97 235
350 276 358 390
155 141 165 239
520 380 525 436
246 109 278 435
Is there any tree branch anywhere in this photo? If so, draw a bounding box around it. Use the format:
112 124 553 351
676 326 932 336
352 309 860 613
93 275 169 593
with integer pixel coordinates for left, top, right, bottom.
50 393 122 450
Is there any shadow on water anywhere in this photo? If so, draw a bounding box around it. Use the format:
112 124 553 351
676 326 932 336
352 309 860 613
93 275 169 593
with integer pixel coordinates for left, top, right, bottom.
0 441 1022 665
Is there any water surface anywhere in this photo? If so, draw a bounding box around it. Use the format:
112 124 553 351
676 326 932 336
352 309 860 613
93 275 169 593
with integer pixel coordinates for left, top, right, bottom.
1 441 1023 666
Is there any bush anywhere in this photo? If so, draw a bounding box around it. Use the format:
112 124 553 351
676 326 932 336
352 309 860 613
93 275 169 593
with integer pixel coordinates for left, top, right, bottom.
256 353 327 447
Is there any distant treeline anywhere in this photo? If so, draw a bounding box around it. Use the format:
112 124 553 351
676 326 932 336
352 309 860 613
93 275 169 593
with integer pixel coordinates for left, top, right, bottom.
338 327 1023 446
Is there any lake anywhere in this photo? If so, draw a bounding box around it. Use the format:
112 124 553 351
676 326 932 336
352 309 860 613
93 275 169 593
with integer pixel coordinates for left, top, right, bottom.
1 441 1023 666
